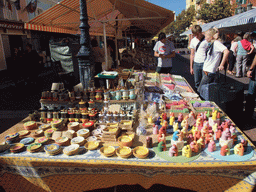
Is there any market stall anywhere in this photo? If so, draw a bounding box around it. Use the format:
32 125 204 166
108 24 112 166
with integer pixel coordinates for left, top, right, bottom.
1 72 256 192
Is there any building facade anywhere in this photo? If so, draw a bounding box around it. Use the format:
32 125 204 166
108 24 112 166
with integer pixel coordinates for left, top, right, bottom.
0 0 58 71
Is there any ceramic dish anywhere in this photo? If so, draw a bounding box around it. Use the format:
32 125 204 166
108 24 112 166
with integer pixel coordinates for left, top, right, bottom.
63 144 80 156
133 146 149 159
18 130 30 138
10 143 25 153
71 136 85 146
55 136 69 146
77 128 90 138
82 121 94 130
39 123 51 130
100 146 116 157
116 146 132 158
20 137 35 145
117 135 133 147
32 129 44 137
103 127 118 133
44 143 61 155
27 143 43 153
35 136 49 145
84 141 99 150
23 121 37 130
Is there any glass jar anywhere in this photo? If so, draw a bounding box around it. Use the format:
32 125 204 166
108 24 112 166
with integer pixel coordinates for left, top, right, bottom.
81 112 89 123
106 112 113 123
113 112 119 123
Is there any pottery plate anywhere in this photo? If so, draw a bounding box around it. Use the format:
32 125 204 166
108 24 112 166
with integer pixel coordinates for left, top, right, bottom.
84 141 99 150
100 146 115 157
133 146 149 159
116 146 132 158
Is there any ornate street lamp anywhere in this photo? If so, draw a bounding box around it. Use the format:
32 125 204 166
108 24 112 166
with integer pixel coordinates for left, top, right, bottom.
77 0 93 90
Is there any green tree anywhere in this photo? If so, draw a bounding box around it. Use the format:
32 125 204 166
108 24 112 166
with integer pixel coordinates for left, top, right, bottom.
164 5 196 36
197 0 235 23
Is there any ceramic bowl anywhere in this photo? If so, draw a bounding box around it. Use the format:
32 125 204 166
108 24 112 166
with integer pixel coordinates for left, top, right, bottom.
100 146 116 157
84 140 99 150
133 146 149 159
116 146 132 158
117 135 133 147
63 144 80 156
71 136 85 146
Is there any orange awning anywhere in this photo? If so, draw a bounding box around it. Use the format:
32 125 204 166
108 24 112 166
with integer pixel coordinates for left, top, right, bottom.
24 0 175 37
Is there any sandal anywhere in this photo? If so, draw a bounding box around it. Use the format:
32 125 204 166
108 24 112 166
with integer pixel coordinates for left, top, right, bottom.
227 70 234 75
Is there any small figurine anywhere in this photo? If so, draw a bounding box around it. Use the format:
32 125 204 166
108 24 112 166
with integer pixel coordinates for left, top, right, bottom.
169 115 175 126
221 128 231 141
207 139 216 152
234 143 244 156
186 133 194 145
212 109 218 121
172 131 179 141
146 137 153 148
173 122 179 132
205 133 213 145
177 113 183 123
181 124 189 137
196 117 203 128
162 113 168 121
215 128 222 141
194 130 201 141
155 116 161 126
191 126 198 136
182 145 192 158
178 131 184 141
203 111 208 121
148 115 153 124
190 141 199 153
169 144 178 157
201 125 209 137
153 125 158 135
241 139 248 152
197 137 205 150
220 145 230 156
181 119 187 128
159 125 167 137
212 123 218 133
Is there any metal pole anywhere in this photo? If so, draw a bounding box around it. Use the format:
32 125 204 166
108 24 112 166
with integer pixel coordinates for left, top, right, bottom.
77 0 92 90
103 22 108 69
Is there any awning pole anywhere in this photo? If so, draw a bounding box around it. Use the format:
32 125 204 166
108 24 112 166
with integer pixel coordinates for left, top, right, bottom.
103 22 108 69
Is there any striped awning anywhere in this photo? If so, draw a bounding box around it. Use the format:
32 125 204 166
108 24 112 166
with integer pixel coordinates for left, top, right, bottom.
181 8 256 36
24 0 175 36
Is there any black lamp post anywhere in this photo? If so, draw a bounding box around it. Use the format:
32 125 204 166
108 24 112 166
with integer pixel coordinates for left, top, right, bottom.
77 0 93 90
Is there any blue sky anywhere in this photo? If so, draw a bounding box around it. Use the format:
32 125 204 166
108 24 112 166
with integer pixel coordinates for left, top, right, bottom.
146 0 186 15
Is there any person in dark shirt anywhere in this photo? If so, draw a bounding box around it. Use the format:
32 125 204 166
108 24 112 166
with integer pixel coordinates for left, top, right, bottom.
23 43 40 84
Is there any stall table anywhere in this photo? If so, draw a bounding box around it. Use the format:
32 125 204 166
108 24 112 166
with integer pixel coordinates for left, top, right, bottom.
1 74 256 192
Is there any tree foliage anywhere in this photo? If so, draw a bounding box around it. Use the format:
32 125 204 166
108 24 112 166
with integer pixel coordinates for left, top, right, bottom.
197 0 235 23
164 5 196 36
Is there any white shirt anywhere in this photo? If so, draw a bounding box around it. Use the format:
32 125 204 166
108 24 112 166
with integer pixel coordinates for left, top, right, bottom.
203 40 227 73
153 40 175 67
230 41 238 56
190 37 209 63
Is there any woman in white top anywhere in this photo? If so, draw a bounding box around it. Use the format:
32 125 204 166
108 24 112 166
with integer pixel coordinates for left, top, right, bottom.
190 25 209 90
227 36 242 75
198 28 229 93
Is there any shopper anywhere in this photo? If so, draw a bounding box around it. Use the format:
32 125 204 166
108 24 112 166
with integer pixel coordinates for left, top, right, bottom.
189 25 209 90
234 32 255 78
245 54 256 121
227 36 242 75
198 28 229 93
153 32 175 74
23 43 40 84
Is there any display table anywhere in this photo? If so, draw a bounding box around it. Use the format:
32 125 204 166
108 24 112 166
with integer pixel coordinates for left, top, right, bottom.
1 115 256 192
1 73 256 192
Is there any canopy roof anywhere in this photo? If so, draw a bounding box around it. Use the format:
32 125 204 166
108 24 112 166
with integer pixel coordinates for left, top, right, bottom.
181 8 256 36
25 0 174 37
